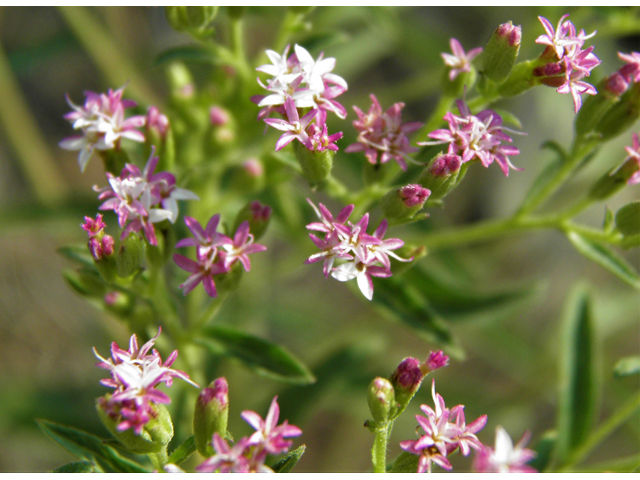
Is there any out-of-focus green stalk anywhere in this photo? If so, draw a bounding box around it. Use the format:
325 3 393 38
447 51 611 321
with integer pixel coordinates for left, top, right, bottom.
57 6 161 107
372 423 392 473
0 40 66 204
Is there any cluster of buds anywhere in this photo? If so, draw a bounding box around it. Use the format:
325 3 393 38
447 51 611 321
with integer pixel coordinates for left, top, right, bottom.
533 14 601 113
420 99 523 177
399 380 487 473
60 87 146 171
173 212 267 298
304 199 411 301
94 151 199 246
93 329 198 451
81 214 114 261
345 94 423 171
196 396 302 473
381 184 431 222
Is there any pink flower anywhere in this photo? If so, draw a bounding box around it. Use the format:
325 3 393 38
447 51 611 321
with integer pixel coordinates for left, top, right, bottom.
60 87 145 172
241 396 302 455
535 15 583 59
345 94 423 171
81 214 107 237
93 328 198 434
441 38 483 81
264 96 317 151
196 434 251 473
618 51 640 83
473 426 537 473
220 221 268 271
420 99 523 176
425 350 449 372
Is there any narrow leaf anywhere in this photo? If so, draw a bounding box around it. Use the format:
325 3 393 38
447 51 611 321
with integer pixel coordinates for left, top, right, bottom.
567 231 640 289
58 245 96 269
52 461 96 473
37 420 149 473
555 285 599 466
196 325 315 385
168 435 196 466
614 356 640 378
270 444 306 473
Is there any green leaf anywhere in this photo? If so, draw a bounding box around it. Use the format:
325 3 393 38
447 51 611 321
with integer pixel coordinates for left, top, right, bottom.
615 201 640 236
390 451 419 473
614 356 640 378
555 285 599 467
571 453 640 473
566 231 640 289
518 157 563 214
270 444 306 473
196 325 316 385
528 430 556 473
153 45 216 66
58 245 96 269
37 419 150 473
168 435 196 465
493 108 522 129
52 461 96 473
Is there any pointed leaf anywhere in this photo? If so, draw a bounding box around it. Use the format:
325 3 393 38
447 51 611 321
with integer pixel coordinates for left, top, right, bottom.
196 325 315 385
614 356 640 378
270 444 306 473
58 245 96 269
52 461 96 473
555 285 599 466
566 231 640 289
37 419 150 473
167 435 196 465
390 451 419 473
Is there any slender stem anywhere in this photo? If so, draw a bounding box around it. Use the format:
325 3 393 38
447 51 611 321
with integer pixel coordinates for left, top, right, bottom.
229 16 251 84
372 422 393 473
558 389 640 472
415 95 455 143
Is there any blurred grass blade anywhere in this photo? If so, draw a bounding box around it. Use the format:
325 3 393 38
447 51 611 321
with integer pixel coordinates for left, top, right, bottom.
167 435 196 466
37 419 150 473
613 356 640 378
566 231 640 289
270 444 306 473
52 461 96 473
555 285 598 467
196 325 316 385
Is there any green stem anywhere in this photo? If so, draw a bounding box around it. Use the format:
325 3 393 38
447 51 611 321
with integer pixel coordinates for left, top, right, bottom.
415 95 455 143
372 422 393 473
273 10 305 54
229 16 251 84
149 447 169 471
558 389 640 472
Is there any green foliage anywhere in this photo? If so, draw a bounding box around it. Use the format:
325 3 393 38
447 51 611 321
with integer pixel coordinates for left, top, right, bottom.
167 435 197 466
613 356 640 378
52 461 96 473
270 444 306 473
390 450 418 473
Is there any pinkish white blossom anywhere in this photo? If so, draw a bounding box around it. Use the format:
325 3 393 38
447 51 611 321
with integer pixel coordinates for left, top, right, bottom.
264 96 317 150
93 328 198 434
241 396 302 455
420 99 523 176
345 94 422 171
400 380 487 473
473 426 537 473
441 38 483 81
305 199 410 300
196 434 252 473
60 87 145 172
618 51 640 83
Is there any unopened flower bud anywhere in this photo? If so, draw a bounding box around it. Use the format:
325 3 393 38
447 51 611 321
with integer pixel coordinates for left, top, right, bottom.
576 74 629 137
593 82 640 141
228 158 265 193
418 153 464 201
367 377 396 426
194 378 229 457
165 6 218 38
145 107 175 171
483 22 522 84
116 233 146 278
209 106 230 126
294 141 333 187
147 106 169 139
588 159 640 201
422 350 450 374
167 63 195 101
615 201 640 238
233 200 271 241
381 184 431 221
97 397 174 454
390 357 425 407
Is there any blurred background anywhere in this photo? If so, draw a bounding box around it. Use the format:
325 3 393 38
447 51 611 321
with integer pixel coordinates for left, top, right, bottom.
0 6 638 472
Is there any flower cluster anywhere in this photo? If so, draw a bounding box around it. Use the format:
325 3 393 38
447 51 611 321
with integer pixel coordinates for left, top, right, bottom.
441 38 483 81
93 328 198 434
81 214 115 261
345 94 423 171
473 426 537 473
399 380 487 473
534 15 601 113
420 99 523 176
173 214 267 298
94 152 198 246
304 198 411 301
197 396 302 473
60 87 146 172
254 44 346 153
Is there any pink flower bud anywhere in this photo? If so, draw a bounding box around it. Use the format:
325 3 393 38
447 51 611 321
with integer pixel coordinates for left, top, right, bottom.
101 235 115 257
250 200 272 221
210 106 230 126
198 377 229 409
391 357 423 393
146 106 169 138
429 153 462 177
399 184 431 207
243 158 264 178
497 22 522 47
605 72 629 96
424 350 450 373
